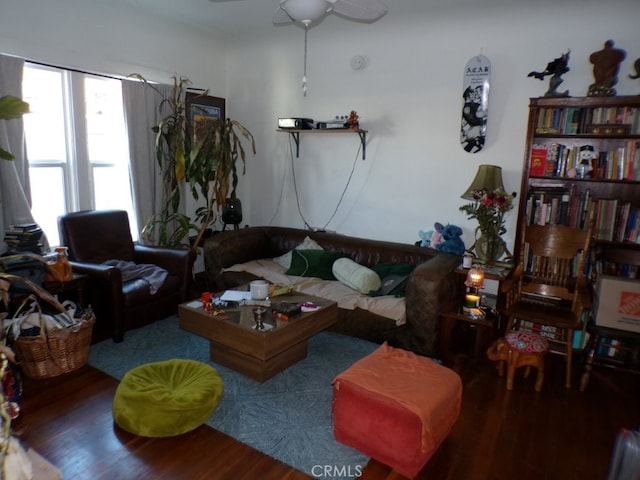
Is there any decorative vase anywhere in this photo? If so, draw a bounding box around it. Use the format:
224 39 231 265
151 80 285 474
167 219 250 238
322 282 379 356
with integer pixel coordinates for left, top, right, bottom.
475 232 506 266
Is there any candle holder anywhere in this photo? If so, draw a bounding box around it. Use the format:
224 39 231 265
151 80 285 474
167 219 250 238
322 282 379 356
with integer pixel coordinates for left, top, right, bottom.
464 265 485 307
253 307 267 330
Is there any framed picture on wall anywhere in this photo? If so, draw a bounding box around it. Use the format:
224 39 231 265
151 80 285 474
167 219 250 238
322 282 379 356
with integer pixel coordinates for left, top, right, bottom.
186 91 226 138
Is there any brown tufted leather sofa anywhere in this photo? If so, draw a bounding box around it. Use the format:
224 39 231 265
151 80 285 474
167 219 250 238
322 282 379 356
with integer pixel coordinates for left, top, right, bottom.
58 210 195 343
203 226 461 357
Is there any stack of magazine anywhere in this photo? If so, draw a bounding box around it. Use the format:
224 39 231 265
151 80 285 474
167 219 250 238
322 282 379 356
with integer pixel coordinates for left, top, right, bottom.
3 223 44 254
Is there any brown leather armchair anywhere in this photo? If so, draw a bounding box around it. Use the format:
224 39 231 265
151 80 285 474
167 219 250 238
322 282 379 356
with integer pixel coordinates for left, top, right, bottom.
58 210 195 343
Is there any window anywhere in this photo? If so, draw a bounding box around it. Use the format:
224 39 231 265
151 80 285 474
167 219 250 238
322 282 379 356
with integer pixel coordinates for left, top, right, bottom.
22 64 137 247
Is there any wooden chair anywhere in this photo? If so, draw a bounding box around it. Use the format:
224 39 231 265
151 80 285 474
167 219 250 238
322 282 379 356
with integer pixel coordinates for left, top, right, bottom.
504 212 594 388
580 246 640 392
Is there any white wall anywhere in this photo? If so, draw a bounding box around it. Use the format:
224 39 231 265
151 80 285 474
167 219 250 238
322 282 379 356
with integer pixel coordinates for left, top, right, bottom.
2 0 640 255
226 0 640 253
0 0 226 92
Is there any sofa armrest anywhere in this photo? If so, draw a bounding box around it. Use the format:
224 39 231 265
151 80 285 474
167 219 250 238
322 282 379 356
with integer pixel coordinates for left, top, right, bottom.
134 245 195 301
404 253 461 356
203 229 273 290
69 261 122 286
69 261 125 341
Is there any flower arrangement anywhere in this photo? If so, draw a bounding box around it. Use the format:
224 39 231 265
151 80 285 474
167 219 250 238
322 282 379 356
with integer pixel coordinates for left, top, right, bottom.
459 189 517 238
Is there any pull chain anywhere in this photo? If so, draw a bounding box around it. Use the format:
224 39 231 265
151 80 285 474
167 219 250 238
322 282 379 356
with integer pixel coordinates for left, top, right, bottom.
302 24 309 96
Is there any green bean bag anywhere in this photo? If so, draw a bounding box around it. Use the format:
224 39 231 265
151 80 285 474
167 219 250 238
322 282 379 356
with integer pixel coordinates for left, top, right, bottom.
113 359 223 437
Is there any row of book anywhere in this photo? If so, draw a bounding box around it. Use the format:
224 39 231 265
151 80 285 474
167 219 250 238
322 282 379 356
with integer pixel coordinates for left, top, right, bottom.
593 259 639 279
529 140 640 181
516 315 590 350
526 186 640 245
524 185 593 229
535 106 640 135
593 200 640 244
593 337 640 366
3 223 45 255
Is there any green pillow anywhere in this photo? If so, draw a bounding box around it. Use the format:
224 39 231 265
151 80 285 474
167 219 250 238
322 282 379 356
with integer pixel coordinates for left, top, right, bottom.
286 249 345 280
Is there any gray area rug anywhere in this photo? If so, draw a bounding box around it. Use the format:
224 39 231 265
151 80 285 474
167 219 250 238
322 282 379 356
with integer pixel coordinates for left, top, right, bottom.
88 315 378 477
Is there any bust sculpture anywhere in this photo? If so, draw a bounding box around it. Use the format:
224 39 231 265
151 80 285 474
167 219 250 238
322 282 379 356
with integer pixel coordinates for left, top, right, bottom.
588 40 626 96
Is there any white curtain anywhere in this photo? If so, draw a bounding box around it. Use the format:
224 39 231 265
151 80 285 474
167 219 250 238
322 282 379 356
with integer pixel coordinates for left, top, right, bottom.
122 79 177 244
0 53 40 254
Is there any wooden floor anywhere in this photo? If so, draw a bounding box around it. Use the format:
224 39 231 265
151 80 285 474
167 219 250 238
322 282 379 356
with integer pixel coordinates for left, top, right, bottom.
12 350 640 480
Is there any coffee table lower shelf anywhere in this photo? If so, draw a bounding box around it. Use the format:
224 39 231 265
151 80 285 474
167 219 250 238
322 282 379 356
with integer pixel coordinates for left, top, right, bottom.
178 294 337 382
209 339 308 382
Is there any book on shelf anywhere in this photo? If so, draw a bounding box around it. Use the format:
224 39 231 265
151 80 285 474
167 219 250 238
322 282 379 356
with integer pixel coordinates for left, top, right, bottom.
594 198 619 242
625 209 640 244
614 202 631 243
529 146 547 176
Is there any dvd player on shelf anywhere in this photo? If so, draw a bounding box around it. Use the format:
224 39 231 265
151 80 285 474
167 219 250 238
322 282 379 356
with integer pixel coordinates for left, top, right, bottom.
316 121 348 129
278 117 314 129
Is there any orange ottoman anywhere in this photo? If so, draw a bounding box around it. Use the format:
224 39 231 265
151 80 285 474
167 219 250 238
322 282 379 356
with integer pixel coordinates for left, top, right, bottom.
332 343 462 478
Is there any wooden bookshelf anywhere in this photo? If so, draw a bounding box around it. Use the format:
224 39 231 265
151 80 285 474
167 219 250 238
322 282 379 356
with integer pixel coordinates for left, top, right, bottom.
516 96 640 358
517 96 640 272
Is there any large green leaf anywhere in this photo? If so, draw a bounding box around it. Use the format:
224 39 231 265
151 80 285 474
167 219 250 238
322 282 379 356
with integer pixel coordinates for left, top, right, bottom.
0 147 15 160
0 96 29 161
0 95 29 120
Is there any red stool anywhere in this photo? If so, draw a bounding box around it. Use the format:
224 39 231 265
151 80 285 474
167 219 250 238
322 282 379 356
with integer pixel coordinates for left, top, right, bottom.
332 343 462 478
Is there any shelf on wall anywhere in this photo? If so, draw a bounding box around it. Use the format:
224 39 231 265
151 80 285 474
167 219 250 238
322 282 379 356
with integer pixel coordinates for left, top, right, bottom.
277 128 368 160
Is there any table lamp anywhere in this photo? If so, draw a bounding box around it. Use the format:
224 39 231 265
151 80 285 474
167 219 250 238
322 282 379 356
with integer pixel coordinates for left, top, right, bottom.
460 164 505 200
464 265 485 307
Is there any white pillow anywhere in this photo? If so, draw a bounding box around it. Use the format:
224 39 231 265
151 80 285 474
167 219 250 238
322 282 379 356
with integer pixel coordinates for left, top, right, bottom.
273 236 324 269
332 258 381 294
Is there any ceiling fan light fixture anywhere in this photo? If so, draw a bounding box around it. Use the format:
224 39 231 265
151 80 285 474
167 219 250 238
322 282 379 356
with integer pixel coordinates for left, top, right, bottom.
280 0 332 24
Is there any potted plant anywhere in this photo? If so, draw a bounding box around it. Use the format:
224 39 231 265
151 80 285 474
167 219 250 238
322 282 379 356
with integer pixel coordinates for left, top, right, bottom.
136 75 256 251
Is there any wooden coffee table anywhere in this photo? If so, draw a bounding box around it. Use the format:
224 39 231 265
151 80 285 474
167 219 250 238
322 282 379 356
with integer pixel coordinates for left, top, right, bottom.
178 290 337 382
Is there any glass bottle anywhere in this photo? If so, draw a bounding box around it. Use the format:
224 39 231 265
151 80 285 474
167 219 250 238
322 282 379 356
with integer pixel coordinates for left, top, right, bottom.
48 246 73 281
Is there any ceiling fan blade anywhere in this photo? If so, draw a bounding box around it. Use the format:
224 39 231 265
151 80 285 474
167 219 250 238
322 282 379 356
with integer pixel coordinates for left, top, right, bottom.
330 0 387 21
273 7 294 24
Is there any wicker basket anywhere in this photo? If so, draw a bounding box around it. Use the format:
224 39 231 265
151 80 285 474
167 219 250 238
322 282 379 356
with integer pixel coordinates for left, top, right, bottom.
13 314 95 379
1 269 96 379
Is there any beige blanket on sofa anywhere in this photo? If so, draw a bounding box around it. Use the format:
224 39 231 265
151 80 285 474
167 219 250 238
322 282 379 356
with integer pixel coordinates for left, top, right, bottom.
223 259 406 326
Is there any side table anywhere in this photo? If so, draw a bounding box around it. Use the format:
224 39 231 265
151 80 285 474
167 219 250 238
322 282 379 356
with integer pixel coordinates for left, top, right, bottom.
438 263 514 364
42 273 88 306
439 304 498 365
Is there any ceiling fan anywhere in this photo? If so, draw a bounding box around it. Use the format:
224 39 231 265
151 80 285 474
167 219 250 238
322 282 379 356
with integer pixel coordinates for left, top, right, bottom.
208 0 388 26
209 0 388 95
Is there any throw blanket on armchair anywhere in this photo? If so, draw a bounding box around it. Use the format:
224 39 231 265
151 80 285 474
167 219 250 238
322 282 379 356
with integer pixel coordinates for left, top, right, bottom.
103 260 168 294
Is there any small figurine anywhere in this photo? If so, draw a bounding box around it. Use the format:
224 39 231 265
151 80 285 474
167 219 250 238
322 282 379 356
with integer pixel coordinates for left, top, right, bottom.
577 145 595 179
528 50 571 97
588 40 626 97
348 110 359 129
629 57 640 93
